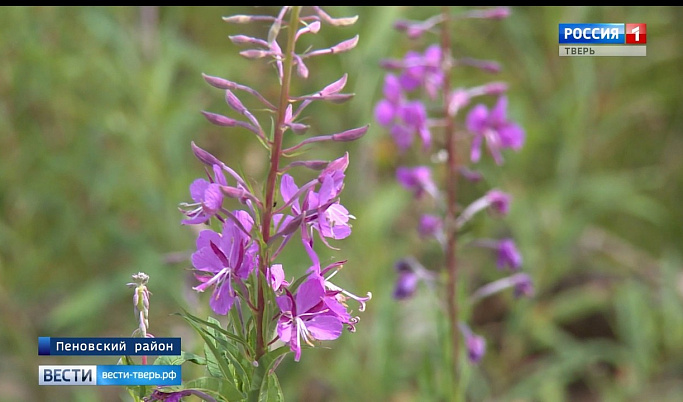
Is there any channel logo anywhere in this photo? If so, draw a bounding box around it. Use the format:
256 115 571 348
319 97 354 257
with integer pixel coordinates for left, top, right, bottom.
625 23 646 44
559 23 646 44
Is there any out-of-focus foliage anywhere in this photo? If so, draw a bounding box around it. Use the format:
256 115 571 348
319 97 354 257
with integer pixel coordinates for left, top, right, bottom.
1 6 681 401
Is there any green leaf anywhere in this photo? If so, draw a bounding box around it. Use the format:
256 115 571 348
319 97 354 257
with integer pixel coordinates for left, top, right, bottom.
248 346 290 401
204 338 224 378
224 346 253 391
154 351 205 366
180 315 234 383
258 372 284 402
184 376 246 401
176 310 252 353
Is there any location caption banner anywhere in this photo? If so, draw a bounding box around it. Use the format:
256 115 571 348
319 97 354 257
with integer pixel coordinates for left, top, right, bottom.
38 337 181 356
559 45 646 57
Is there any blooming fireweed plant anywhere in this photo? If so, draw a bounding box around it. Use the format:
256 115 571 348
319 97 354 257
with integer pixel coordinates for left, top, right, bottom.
376 6 533 400
127 7 369 402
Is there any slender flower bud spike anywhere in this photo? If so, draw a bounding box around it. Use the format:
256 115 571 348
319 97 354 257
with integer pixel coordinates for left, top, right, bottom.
321 74 348 96
229 35 268 47
291 74 354 104
202 73 276 110
222 15 262 24
267 7 288 45
458 57 502 74
225 90 247 114
201 111 239 127
225 90 262 131
284 160 330 172
240 49 270 59
220 185 262 207
191 141 223 167
294 55 309 78
201 111 267 142
462 7 511 20
190 142 249 189
304 35 360 58
313 6 359 26
332 125 369 142
295 21 321 41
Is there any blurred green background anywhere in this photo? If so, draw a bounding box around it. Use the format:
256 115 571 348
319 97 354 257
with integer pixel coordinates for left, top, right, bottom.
1 6 682 401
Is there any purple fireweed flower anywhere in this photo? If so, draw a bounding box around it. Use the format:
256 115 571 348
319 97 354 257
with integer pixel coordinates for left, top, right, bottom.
191 210 258 315
466 96 524 165
466 333 486 363
459 166 483 183
374 74 432 151
393 14 444 40
180 164 228 225
470 237 522 271
513 273 534 298
392 257 436 300
319 261 371 320
447 88 471 117
470 272 534 302
280 170 354 247
455 189 510 229
276 276 344 361
394 270 419 300
459 322 486 364
418 214 442 239
399 45 443 99
268 263 289 292
374 74 401 127
375 99 395 127
301 244 370 328
308 173 353 240
496 238 522 271
383 73 402 103
486 189 511 216
398 100 431 149
396 166 438 199
145 389 216 402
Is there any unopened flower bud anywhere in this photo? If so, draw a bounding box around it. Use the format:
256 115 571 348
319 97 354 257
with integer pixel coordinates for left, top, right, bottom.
201 111 238 127
225 90 247 114
313 6 358 26
222 15 256 24
483 81 508 95
331 125 369 142
330 35 359 53
447 89 470 116
240 49 270 59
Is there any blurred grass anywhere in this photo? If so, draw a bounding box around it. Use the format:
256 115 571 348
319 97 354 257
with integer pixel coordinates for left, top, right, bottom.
1 6 682 402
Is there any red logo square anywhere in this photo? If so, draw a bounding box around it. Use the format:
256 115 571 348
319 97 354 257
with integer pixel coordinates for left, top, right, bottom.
625 23 647 44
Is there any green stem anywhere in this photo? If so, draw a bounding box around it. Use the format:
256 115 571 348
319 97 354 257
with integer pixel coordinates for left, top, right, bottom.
440 6 463 401
255 6 301 361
